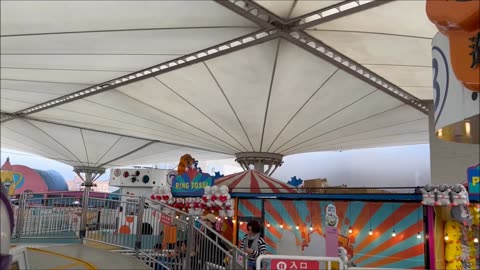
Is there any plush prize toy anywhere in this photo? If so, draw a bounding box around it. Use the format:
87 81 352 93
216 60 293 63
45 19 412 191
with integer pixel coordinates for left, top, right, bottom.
451 184 469 206
437 184 451 206
194 198 203 216
225 199 234 217
151 186 160 200
219 185 230 205
202 186 212 210
186 198 195 215
421 184 437 205
469 204 480 226
210 186 219 210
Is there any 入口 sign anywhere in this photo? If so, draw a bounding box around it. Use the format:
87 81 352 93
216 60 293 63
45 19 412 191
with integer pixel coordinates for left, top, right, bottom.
270 259 319 270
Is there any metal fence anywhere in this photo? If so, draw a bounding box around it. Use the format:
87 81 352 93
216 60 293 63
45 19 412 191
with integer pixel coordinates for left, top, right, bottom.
13 192 81 240
10 191 248 270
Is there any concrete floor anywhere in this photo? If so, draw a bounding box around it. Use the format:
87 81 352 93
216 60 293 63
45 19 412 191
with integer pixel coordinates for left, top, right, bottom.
26 244 151 269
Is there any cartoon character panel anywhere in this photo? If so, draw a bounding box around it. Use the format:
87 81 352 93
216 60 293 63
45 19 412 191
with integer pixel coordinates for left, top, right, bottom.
1 165 47 195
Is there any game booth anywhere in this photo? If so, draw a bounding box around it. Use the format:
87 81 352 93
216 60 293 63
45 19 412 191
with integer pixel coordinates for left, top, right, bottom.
420 164 480 270
126 154 428 269
109 154 479 270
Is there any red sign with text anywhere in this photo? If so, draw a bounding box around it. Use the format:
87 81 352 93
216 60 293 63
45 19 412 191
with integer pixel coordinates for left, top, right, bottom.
270 259 320 270
160 213 173 226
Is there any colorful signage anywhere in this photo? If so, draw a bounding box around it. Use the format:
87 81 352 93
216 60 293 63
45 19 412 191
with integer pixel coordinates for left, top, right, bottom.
160 213 173 226
468 164 480 195
270 259 319 270
171 167 214 196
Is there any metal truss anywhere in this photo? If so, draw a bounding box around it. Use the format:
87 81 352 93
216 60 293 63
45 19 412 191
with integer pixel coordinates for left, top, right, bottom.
1 0 427 124
0 29 279 122
282 31 429 113
287 0 394 30
214 0 429 114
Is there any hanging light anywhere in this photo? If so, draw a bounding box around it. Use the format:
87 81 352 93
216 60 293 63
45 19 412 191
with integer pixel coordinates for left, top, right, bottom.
296 224 300 230
309 225 313 231
444 234 449 241
267 222 271 228
368 205 373 236
232 220 236 224
240 221 243 225
176 215 179 219
474 237 478 243
186 217 189 221
417 232 422 239
280 223 284 229
224 216 228 220
348 227 353 234
391 205 396 237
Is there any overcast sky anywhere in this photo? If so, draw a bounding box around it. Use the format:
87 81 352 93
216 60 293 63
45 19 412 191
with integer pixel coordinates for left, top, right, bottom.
1 144 431 187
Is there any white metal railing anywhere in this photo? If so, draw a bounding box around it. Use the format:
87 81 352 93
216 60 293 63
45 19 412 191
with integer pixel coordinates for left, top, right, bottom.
256 255 346 270
11 191 248 269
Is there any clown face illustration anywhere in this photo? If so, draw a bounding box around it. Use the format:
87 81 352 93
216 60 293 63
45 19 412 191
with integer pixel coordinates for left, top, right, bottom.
325 204 338 227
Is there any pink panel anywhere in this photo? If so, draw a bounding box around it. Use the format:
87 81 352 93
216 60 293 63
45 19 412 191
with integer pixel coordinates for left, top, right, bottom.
11 165 48 194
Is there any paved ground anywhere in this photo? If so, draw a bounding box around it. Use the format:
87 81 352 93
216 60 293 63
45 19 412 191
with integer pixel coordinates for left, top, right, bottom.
26 244 150 270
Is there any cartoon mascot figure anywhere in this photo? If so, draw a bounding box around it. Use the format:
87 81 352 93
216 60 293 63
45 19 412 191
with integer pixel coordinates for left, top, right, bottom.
177 154 196 175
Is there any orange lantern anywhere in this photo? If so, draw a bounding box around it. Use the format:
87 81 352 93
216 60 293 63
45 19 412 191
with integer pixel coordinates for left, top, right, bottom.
426 0 480 92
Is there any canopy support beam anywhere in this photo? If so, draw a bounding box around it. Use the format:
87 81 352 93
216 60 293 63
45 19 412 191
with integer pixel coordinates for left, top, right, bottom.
287 0 394 31
213 0 428 115
0 29 280 123
235 152 283 176
73 166 105 238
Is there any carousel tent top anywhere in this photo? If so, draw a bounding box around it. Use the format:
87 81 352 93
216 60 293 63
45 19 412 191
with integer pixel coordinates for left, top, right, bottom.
1 0 432 168
215 170 297 193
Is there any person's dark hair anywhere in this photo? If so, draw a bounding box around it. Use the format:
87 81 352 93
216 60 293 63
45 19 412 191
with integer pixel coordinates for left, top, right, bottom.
247 220 261 234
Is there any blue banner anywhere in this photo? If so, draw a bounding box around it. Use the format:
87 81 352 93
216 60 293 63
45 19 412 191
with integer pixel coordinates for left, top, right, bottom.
171 168 214 196
468 164 480 195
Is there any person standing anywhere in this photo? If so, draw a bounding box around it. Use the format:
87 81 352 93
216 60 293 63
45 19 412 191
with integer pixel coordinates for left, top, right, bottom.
201 214 228 267
240 220 267 270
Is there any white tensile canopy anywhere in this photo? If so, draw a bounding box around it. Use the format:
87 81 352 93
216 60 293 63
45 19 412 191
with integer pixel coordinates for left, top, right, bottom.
0 0 434 168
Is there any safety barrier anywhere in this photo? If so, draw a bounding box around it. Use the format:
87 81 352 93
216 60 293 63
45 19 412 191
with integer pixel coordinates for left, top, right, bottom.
256 255 346 270
11 191 248 270
12 192 81 240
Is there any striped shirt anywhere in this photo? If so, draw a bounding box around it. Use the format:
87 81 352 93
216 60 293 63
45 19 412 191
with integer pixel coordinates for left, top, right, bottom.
240 235 267 263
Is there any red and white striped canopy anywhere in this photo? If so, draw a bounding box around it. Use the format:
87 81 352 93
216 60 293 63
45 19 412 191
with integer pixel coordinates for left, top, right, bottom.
215 170 297 194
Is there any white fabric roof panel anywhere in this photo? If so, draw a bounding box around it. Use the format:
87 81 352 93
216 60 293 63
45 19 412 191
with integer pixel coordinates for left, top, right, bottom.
0 1 256 35
110 144 232 167
30 101 236 154
1 0 261 117
0 80 88 112
1 0 432 168
21 38 428 159
254 0 344 19
0 118 228 167
304 0 437 100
